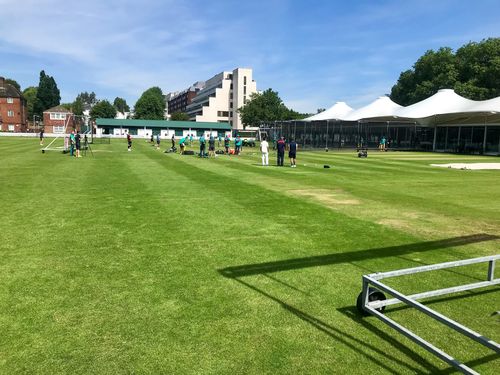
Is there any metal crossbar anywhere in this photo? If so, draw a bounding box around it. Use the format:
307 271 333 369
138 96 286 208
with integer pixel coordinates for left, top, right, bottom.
360 255 500 375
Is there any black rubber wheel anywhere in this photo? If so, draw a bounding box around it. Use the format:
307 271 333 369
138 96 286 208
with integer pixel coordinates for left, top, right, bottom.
356 287 386 316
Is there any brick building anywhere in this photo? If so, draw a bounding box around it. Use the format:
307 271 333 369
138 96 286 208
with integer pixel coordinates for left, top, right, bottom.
0 76 27 132
43 105 76 134
167 81 205 115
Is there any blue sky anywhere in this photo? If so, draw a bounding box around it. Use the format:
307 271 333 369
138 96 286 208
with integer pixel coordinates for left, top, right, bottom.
1 0 498 113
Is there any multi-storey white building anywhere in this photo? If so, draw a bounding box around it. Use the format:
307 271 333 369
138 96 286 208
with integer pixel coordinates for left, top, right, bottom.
185 67 257 130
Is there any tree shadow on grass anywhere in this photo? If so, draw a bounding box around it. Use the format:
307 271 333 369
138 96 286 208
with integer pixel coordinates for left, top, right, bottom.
234 278 440 374
218 234 499 278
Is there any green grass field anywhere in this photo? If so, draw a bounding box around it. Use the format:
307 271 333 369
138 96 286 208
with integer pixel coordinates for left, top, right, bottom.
1 137 499 374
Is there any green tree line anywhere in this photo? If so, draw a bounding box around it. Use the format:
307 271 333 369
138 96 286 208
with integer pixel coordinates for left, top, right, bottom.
390 38 500 105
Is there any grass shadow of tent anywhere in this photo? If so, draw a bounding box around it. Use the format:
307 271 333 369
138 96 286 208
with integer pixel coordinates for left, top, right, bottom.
218 234 499 278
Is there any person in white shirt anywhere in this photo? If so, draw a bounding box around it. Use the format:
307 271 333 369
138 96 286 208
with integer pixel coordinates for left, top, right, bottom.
260 136 269 166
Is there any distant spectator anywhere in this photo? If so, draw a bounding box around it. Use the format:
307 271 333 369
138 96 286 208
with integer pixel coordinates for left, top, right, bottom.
224 135 230 154
208 135 216 157
199 134 206 157
39 129 44 145
157 134 161 150
179 136 186 154
75 131 81 158
235 135 242 155
171 134 175 149
260 136 269 166
277 136 286 166
379 136 386 151
70 130 76 157
127 133 132 151
288 138 298 167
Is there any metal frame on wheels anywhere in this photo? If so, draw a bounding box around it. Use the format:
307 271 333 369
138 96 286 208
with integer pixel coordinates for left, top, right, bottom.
358 255 500 375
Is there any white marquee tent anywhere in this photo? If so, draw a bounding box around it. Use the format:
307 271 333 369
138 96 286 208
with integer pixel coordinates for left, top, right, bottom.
467 95 500 113
395 89 480 119
342 96 402 121
303 102 353 122
304 90 500 124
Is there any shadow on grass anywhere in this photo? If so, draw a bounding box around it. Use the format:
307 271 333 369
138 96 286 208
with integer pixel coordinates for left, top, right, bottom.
219 234 499 278
234 278 440 374
220 235 499 372
337 306 499 373
262 273 310 295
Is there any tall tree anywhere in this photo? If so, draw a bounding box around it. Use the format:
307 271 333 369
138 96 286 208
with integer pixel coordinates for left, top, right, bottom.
90 100 117 119
22 86 38 120
72 98 84 116
33 70 61 117
75 91 98 110
134 87 165 120
455 38 500 100
238 89 296 128
113 97 130 113
390 38 500 105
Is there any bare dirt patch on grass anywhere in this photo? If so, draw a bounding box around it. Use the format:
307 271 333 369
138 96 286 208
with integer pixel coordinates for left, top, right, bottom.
288 189 360 208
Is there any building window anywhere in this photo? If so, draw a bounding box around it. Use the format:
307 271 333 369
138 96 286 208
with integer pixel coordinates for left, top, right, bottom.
244 96 247 104
7 110 14 117
217 111 229 117
7 97 14 103
228 74 233 79
50 113 67 120
229 93 233 99
244 86 247 94
229 102 233 108
244 76 247 85
230 83 233 90
53 126 65 133
229 111 233 117
8 124 14 131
